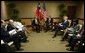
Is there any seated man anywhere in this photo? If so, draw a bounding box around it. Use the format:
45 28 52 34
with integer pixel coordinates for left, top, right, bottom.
77 33 84 52
52 16 69 38
5 19 15 32
50 18 54 31
44 18 51 32
66 27 84 51
9 19 28 42
51 22 57 31
1 20 21 50
1 40 14 52
66 23 83 46
31 18 40 33
31 18 36 31
40 19 45 31
61 19 78 41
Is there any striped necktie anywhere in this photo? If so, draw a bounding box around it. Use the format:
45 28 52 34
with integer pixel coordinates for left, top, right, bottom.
80 29 84 35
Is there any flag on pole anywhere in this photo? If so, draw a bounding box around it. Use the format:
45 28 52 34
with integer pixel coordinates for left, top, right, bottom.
42 1 47 20
35 3 43 20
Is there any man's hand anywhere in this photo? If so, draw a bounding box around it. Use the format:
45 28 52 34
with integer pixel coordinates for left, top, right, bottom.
59 23 61 25
59 23 63 26
76 34 81 38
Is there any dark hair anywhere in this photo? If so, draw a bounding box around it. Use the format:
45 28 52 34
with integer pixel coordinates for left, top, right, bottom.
47 18 49 21
15 28 18 30
74 19 78 24
71 19 78 26
54 22 56 25
4 19 10 21
1 20 3 23
51 18 53 20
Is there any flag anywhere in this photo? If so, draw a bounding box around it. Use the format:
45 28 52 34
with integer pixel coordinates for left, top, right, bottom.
42 1 47 20
35 3 43 20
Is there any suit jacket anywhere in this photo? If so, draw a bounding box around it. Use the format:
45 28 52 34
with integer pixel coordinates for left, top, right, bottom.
61 20 69 29
45 19 50 26
76 28 84 39
50 19 53 26
32 19 35 26
70 24 83 36
1 27 10 40
79 28 84 36
7 23 15 32
73 24 81 33
32 19 39 26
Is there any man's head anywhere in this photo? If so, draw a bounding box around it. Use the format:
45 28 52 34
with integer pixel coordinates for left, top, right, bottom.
9 19 14 24
1 20 6 25
1 20 5 23
1 20 6 28
1 20 4 25
5 19 10 24
54 22 57 25
63 16 68 20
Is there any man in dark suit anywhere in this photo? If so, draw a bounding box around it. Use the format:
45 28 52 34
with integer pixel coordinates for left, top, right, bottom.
1 20 21 50
66 23 83 46
1 20 10 41
32 18 40 33
32 18 36 31
66 25 84 51
45 18 50 32
1 40 14 52
36 18 40 33
52 22 57 31
77 33 84 52
50 18 53 31
61 19 79 41
52 16 69 38
5 19 15 32
68 23 84 50
9 19 28 42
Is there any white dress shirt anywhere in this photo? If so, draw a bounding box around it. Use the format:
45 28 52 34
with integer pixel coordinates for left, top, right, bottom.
13 21 24 31
9 29 17 35
35 19 38 24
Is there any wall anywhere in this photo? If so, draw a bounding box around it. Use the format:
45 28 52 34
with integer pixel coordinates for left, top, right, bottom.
14 1 60 18
2 1 84 25
6 1 77 25
6 1 77 18
1 1 8 20
76 2 84 25
76 2 84 19
3 1 84 19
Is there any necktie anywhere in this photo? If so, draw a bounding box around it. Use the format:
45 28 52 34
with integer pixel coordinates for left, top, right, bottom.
80 29 84 35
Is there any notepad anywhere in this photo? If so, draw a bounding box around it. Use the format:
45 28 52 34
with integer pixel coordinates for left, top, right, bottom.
8 41 13 46
9 29 17 35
